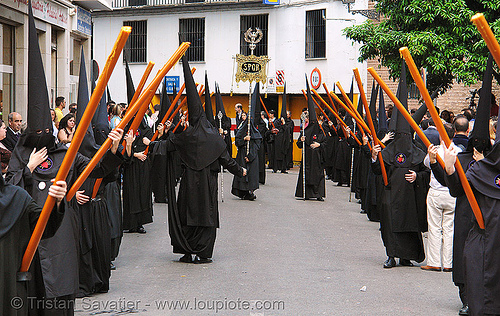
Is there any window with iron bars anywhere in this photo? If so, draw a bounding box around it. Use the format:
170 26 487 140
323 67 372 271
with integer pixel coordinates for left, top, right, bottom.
305 9 326 59
123 20 147 63
240 14 268 56
179 18 205 62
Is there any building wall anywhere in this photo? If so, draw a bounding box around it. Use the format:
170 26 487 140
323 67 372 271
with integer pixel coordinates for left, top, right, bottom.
0 0 92 122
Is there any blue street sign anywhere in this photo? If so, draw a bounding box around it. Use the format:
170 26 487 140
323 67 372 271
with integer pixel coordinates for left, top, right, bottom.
263 0 279 4
164 76 180 94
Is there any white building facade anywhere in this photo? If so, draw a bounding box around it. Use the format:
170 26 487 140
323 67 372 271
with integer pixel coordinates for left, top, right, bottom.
92 0 369 108
0 0 109 121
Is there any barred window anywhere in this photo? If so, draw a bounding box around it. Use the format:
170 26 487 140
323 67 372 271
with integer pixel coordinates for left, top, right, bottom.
179 18 205 62
305 9 326 59
129 0 146 6
123 20 147 63
240 14 268 56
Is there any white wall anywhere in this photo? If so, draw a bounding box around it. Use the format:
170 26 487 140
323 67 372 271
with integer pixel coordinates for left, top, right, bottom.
93 0 368 104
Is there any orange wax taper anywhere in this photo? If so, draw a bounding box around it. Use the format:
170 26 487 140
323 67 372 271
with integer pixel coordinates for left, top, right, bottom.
329 91 371 137
302 89 337 133
130 62 155 108
471 14 500 69
353 68 388 186
323 83 338 112
260 97 276 129
309 90 362 146
20 26 132 273
67 42 190 201
368 67 444 167
335 81 371 136
400 47 485 229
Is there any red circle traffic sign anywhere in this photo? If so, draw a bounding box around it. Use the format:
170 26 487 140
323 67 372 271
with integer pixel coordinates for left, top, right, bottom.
310 68 322 90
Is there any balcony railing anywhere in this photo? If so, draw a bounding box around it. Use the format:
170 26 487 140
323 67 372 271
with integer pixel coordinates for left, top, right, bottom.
112 0 245 8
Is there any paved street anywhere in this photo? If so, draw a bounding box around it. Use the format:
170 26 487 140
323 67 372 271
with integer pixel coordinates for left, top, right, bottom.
75 168 459 316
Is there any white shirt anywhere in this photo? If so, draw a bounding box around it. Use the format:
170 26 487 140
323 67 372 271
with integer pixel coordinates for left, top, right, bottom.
424 143 462 191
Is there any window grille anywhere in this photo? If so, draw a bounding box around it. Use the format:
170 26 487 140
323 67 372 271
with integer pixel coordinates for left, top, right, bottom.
305 9 326 59
123 20 147 63
179 18 205 62
240 14 268 56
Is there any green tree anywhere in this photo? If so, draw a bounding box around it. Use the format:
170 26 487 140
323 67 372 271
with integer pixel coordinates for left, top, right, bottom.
343 0 500 94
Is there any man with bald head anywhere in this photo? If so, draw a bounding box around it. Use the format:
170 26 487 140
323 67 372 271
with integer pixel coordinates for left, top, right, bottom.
1 112 22 151
453 115 469 151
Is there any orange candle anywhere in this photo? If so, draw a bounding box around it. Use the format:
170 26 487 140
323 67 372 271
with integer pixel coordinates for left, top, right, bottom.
335 82 366 128
260 97 276 129
322 83 338 112
67 42 190 201
471 13 500 69
309 89 362 146
329 90 371 136
400 47 485 229
20 27 132 273
353 68 388 186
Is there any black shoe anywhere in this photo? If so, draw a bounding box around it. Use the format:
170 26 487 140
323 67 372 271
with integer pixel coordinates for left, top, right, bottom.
125 228 137 233
317 197 324 201
110 262 116 270
360 210 367 214
383 257 396 268
281 171 288 174
459 305 469 315
194 256 213 264
179 254 193 263
337 182 343 186
248 193 256 201
399 259 413 266
137 226 146 234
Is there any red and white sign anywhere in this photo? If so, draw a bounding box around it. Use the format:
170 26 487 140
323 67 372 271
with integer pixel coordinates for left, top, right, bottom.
276 70 285 86
310 68 322 90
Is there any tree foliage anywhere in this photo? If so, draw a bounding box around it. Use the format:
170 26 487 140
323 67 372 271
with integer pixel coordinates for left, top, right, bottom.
343 0 500 94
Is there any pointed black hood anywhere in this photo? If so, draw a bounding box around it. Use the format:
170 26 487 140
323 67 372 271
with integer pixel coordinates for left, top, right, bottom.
204 72 215 127
20 0 55 150
90 66 110 146
412 86 440 126
170 57 226 171
107 86 112 104
306 76 317 124
182 57 204 125
280 82 287 119
124 55 135 105
378 86 388 134
157 81 171 127
369 82 379 125
395 61 410 134
237 82 262 140
382 62 425 167
465 55 500 199
215 83 227 119
75 48 99 158
468 53 493 153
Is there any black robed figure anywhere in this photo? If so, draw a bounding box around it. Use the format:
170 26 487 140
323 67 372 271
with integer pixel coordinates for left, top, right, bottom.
215 84 233 157
295 78 326 200
147 57 245 263
122 57 154 233
73 48 115 297
0 176 67 316
443 53 500 316
6 3 123 314
231 83 262 200
371 63 429 267
273 83 293 173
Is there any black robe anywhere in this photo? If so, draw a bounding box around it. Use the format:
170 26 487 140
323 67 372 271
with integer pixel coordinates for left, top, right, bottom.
323 124 337 180
122 122 154 230
295 123 326 199
231 121 261 199
333 128 353 185
274 118 292 172
0 181 65 316
445 149 500 315
371 159 429 262
150 135 244 258
255 120 268 184
6 143 122 313
216 115 232 158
